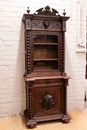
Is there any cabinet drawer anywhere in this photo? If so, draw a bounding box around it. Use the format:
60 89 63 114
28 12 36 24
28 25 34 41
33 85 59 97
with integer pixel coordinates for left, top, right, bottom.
34 78 63 84
32 78 63 88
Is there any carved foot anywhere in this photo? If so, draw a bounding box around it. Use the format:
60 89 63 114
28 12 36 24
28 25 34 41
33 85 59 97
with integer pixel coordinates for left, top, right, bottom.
26 120 37 128
62 114 71 123
24 109 37 128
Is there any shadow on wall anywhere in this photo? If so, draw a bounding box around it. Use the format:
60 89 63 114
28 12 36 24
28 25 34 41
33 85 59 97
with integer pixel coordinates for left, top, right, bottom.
15 20 26 114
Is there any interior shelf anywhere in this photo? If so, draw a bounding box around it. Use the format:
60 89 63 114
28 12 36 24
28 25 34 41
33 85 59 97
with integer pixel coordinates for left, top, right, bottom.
33 43 58 45
34 58 58 61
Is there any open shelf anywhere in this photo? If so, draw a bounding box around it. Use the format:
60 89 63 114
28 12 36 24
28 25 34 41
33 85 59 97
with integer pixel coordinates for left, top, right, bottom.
34 45 58 59
33 43 58 45
34 58 58 61
34 60 58 70
33 34 58 70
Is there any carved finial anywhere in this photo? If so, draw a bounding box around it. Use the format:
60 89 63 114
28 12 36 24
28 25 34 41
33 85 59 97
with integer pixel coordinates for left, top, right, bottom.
26 7 30 14
45 6 51 12
63 10 66 16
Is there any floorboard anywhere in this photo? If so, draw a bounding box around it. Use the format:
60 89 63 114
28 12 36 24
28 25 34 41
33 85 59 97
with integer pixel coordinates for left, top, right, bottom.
0 109 87 130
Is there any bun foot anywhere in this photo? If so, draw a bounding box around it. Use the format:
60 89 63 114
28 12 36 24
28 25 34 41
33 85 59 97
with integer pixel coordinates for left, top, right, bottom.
24 109 37 128
27 124 36 129
62 114 71 123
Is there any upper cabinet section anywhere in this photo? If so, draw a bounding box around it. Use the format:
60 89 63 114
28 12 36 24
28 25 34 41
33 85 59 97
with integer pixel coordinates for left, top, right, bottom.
22 6 70 31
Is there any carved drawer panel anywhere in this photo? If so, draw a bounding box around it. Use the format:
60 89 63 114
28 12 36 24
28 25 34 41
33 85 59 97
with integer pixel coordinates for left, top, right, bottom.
26 19 61 31
32 20 61 31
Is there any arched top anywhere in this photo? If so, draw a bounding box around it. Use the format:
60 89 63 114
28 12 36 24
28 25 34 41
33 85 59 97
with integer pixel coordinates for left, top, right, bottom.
35 5 59 16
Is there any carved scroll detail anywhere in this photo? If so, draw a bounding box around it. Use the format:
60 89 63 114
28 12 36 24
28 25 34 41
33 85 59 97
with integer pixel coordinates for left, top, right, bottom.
32 21 44 29
48 22 61 29
35 5 59 16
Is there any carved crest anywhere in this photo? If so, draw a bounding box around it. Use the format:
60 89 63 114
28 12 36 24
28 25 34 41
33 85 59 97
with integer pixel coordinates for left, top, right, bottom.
35 5 59 16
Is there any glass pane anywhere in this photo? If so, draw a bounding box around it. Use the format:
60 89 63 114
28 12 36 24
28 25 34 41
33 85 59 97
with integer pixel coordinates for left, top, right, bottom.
33 35 58 43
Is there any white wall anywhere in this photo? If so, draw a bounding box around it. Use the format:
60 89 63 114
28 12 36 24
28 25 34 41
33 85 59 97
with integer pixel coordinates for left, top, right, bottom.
0 0 86 117
66 0 86 110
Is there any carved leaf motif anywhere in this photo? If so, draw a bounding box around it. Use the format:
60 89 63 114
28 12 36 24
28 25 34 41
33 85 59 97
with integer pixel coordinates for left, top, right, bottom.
39 94 57 110
32 21 44 29
32 21 61 30
48 22 61 29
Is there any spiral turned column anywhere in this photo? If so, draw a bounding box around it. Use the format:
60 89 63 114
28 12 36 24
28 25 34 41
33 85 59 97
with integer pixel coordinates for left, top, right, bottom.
29 89 33 119
58 34 61 71
30 34 34 72
62 32 66 73
26 30 31 74
62 32 67 113
64 86 67 113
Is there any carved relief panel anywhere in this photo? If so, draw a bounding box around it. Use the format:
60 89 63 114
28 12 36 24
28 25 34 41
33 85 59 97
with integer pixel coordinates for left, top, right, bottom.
31 20 61 31
25 19 61 30
33 86 62 116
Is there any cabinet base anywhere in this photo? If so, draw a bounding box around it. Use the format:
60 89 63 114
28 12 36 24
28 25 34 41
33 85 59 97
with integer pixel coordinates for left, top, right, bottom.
24 109 71 128
62 114 71 123
24 110 37 128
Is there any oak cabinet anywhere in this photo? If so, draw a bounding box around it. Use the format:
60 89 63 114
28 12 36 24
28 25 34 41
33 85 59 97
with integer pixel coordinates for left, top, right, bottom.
22 6 70 128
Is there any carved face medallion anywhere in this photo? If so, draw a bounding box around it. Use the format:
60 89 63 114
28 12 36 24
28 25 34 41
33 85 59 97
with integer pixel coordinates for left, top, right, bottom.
43 21 49 28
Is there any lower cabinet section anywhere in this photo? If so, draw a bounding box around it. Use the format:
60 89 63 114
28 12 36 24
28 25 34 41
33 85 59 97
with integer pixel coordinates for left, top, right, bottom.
24 109 70 128
33 86 62 116
24 78 70 128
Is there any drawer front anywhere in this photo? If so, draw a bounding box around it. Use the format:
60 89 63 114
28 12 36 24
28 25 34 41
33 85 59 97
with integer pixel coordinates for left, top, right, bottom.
31 20 61 31
34 78 63 85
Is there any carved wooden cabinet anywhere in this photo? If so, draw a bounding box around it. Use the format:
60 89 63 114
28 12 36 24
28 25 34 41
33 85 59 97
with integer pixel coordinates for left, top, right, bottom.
22 6 70 128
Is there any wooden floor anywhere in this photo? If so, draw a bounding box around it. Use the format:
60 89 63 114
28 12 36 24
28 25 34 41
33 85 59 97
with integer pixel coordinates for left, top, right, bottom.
0 109 87 130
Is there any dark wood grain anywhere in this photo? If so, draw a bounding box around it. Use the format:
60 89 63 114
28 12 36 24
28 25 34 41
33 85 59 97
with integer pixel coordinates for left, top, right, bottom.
22 6 70 128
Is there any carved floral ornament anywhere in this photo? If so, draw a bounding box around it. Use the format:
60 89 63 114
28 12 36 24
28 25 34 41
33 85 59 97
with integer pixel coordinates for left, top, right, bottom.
26 5 66 16
39 94 57 110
